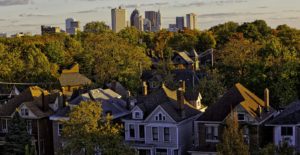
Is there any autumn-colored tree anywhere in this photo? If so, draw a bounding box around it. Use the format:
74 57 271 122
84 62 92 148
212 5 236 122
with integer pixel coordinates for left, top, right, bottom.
217 112 249 155
62 101 135 155
83 21 111 34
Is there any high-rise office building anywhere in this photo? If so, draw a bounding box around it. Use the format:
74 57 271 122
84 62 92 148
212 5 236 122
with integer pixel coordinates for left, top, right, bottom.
66 18 80 35
176 16 184 30
186 13 197 30
145 10 161 32
144 19 152 32
130 9 144 31
111 6 126 33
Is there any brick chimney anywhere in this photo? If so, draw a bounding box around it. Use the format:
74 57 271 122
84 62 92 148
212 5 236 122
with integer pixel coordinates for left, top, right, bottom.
142 81 148 96
177 88 185 117
111 80 117 91
42 91 50 112
264 88 270 112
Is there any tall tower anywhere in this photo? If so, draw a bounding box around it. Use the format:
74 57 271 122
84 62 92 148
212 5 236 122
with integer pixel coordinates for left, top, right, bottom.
130 9 144 31
186 13 197 30
145 10 161 32
111 6 126 33
176 16 184 30
66 18 80 35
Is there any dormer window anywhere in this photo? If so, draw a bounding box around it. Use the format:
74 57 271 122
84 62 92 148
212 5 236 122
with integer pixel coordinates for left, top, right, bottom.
133 111 142 119
21 108 29 116
238 113 245 121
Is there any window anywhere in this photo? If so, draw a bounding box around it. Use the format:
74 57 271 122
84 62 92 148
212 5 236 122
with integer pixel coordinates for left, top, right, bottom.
205 125 218 141
58 123 63 136
129 124 135 138
139 125 145 138
243 127 249 144
174 150 178 155
156 149 167 155
152 127 158 141
238 113 245 121
21 108 29 116
1 119 8 133
135 112 140 119
155 113 166 121
164 127 170 142
27 120 32 134
281 127 293 136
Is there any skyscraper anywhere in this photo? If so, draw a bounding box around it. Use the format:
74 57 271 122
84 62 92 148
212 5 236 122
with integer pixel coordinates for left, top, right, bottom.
186 13 197 30
145 10 161 32
176 16 184 30
130 9 144 31
111 7 126 33
66 18 80 35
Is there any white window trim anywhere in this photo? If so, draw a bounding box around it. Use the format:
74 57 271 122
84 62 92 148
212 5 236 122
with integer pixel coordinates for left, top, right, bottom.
152 127 159 141
238 113 246 121
163 127 170 142
129 124 135 138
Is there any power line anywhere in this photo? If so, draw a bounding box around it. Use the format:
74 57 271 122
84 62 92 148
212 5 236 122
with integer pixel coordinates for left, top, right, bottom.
0 81 57 85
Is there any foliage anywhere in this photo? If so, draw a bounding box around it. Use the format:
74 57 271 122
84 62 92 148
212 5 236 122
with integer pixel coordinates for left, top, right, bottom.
83 21 110 34
4 111 31 155
197 31 216 52
217 112 249 155
62 101 135 155
196 69 225 106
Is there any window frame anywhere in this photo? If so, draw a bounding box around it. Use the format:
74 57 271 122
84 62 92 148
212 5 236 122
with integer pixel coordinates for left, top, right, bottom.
205 125 219 142
152 127 158 141
281 126 293 136
164 127 170 142
129 124 135 138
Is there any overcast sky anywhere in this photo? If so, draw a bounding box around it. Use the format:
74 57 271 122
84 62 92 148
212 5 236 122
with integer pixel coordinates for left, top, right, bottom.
0 0 299 35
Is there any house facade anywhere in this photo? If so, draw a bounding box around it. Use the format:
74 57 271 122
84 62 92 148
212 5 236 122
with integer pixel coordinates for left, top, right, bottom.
190 83 276 155
0 86 63 155
266 100 300 153
123 84 201 155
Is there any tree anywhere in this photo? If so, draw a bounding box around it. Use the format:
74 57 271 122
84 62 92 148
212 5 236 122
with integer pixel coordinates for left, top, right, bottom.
118 27 142 45
196 69 225 106
210 21 239 45
61 101 135 155
4 111 31 155
43 41 65 65
217 112 249 155
197 31 216 52
84 21 110 34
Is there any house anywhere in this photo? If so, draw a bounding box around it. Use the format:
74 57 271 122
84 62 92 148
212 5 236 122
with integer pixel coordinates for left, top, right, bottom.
141 70 204 111
0 85 20 104
122 83 202 155
172 51 199 71
190 83 276 155
0 86 63 155
266 100 300 153
59 63 92 97
49 88 130 155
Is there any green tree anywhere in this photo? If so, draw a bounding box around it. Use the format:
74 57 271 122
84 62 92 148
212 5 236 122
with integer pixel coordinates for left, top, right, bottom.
196 69 225 106
62 101 135 155
5 111 31 155
217 112 249 155
43 41 65 65
118 27 142 45
210 21 239 45
84 21 110 34
197 31 216 52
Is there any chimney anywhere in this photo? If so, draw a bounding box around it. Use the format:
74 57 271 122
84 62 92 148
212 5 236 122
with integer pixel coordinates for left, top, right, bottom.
179 80 186 91
42 91 50 112
111 80 117 91
177 88 185 117
142 81 148 96
258 105 262 117
264 88 270 111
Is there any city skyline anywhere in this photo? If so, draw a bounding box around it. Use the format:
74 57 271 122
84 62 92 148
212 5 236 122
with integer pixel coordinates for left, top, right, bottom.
0 0 300 35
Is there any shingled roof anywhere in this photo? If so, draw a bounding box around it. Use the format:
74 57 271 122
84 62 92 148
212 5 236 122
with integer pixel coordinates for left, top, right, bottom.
267 100 300 125
59 72 91 87
136 85 201 122
0 86 42 117
173 52 194 64
197 83 275 122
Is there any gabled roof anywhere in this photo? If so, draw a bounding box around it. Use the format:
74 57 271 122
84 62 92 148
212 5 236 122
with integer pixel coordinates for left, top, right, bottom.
173 52 194 64
0 86 43 117
136 85 201 122
67 88 130 120
197 83 275 122
106 81 129 98
267 100 300 125
59 72 91 87
22 101 53 118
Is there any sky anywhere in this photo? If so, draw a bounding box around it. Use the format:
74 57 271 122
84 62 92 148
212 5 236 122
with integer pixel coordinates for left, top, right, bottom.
0 0 299 35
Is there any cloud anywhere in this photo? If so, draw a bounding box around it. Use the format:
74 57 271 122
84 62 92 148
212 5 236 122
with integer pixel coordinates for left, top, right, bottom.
74 9 98 14
19 13 51 17
199 12 274 18
0 0 30 6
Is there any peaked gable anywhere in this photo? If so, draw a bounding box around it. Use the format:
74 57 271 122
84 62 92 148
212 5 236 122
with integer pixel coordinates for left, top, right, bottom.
144 105 176 123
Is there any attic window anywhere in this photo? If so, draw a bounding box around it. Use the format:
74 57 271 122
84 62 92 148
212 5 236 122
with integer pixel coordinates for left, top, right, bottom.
238 113 245 121
21 108 29 116
155 113 166 121
134 112 141 119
